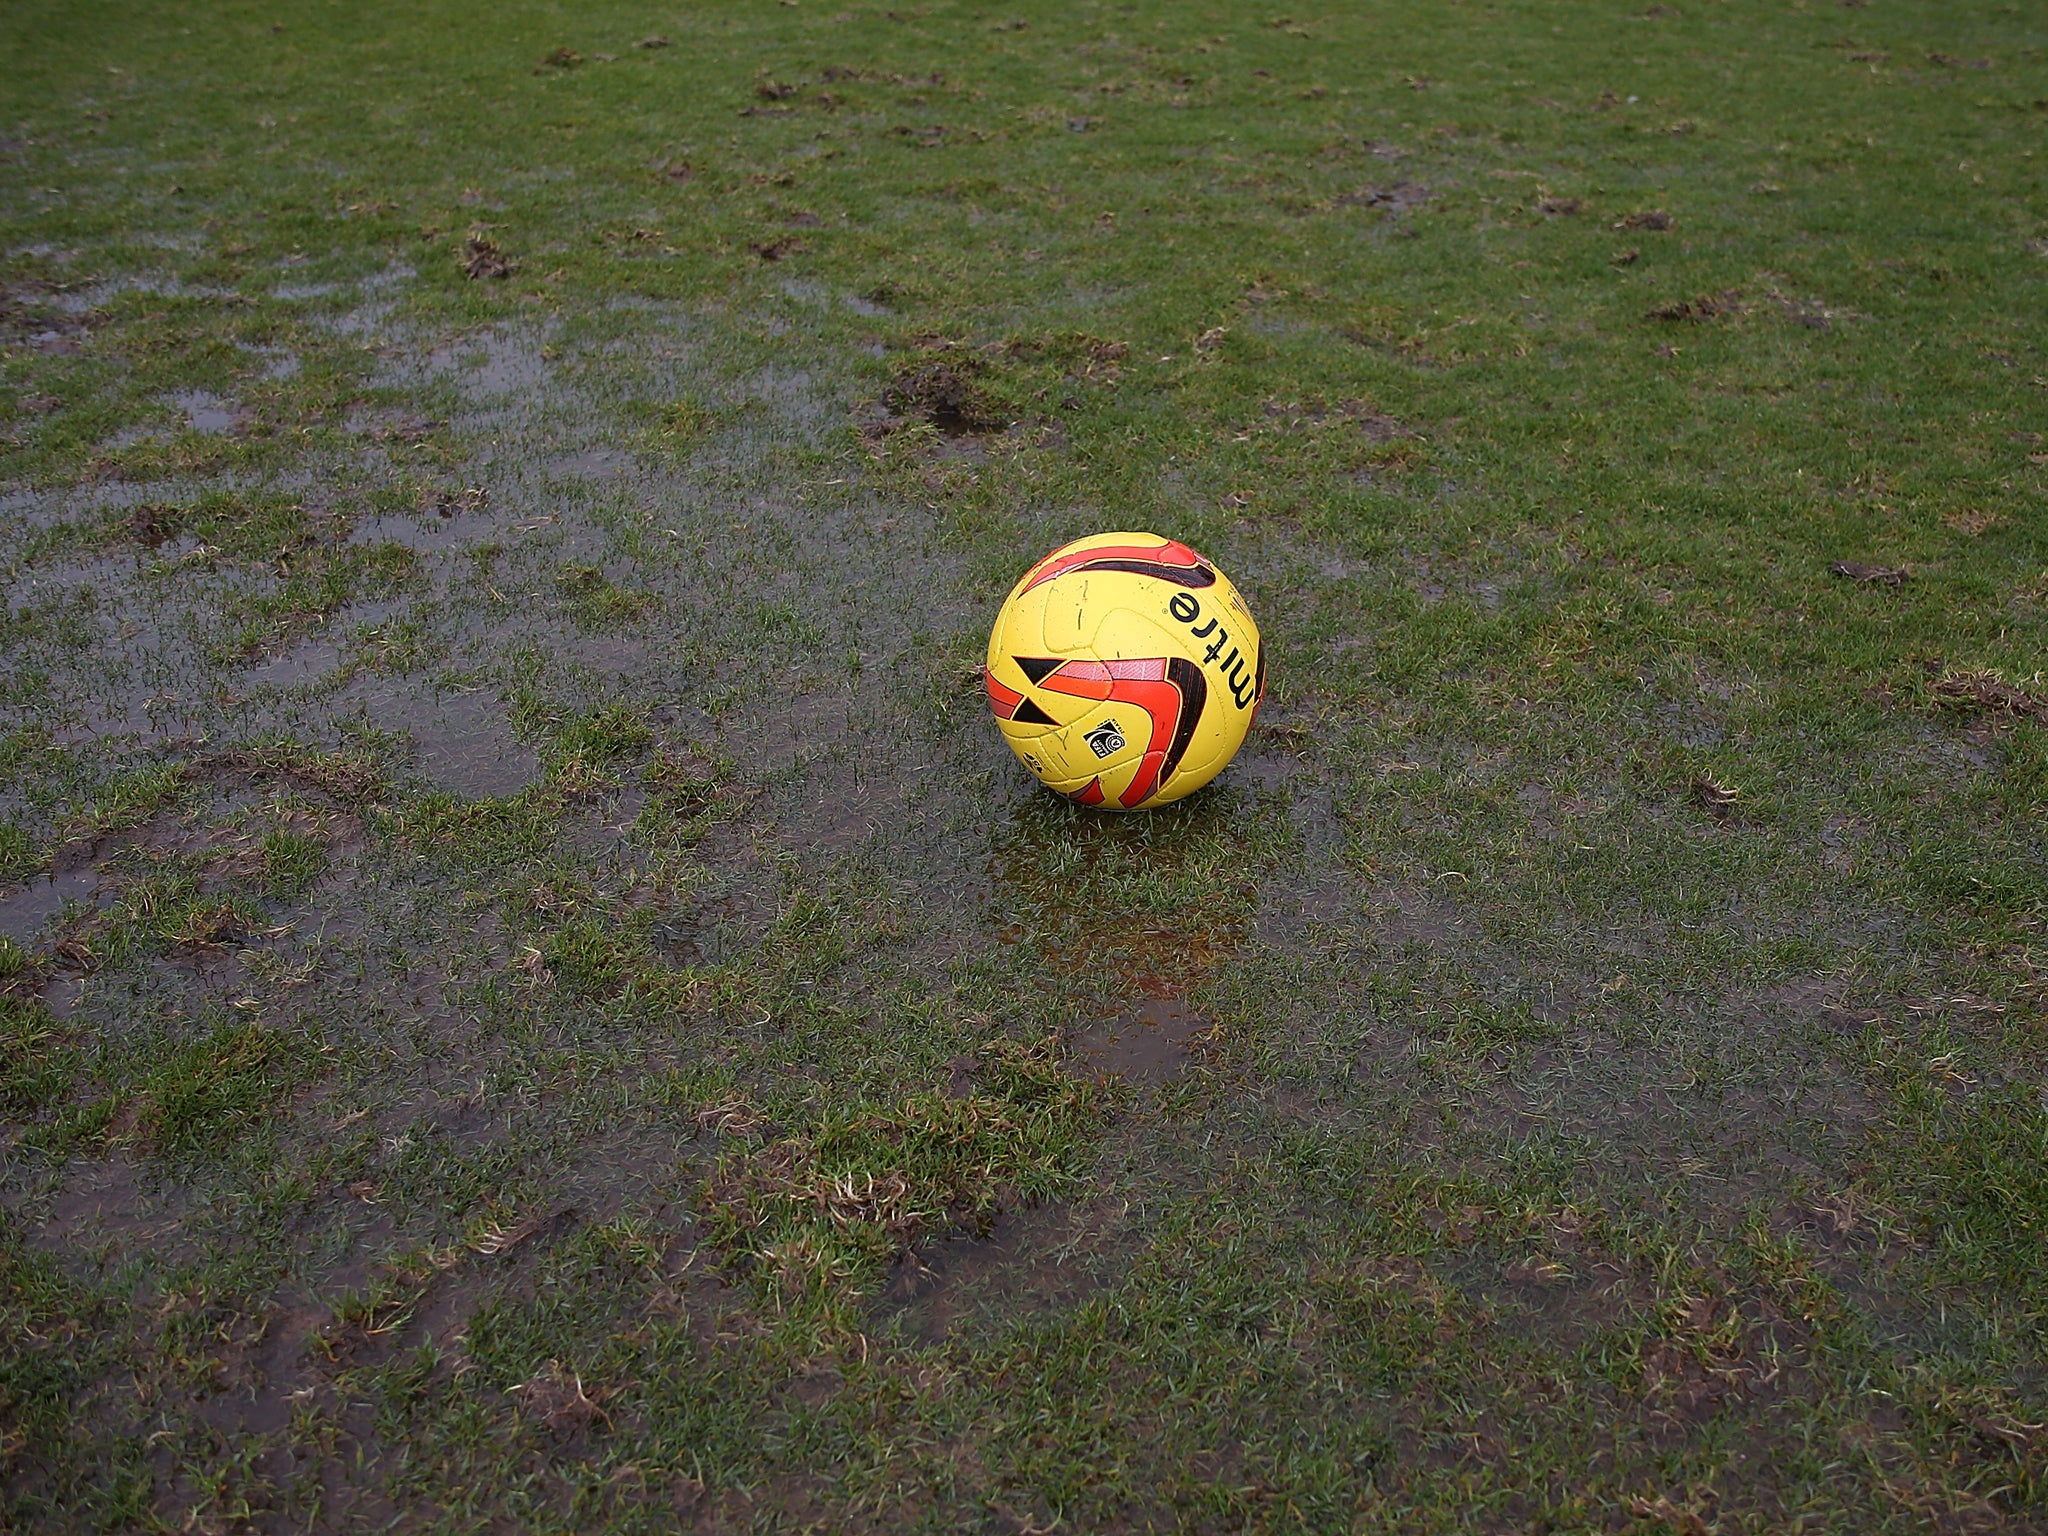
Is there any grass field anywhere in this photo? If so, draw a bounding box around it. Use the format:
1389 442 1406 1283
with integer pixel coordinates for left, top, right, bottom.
2 0 2046 1530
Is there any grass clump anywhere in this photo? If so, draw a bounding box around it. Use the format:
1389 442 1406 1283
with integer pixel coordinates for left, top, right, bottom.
389 789 563 869
0 824 38 884
260 827 328 897
653 396 712 443
112 491 314 562
0 949 73 1126
701 1041 1103 1299
538 914 643 996
205 742 388 804
0 1243 153 1530
210 540 423 662
554 562 658 628
131 1020 295 1160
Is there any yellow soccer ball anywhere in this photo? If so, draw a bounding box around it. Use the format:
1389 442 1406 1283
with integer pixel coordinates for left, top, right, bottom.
984 531 1265 810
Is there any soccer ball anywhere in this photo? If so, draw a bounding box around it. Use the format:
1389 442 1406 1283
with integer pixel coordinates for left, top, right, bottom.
984 532 1265 810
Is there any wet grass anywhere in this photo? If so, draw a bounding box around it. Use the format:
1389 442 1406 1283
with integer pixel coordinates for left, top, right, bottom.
2 0 2047 1530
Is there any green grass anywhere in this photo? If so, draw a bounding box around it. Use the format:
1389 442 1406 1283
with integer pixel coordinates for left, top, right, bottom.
2 0 2046 1530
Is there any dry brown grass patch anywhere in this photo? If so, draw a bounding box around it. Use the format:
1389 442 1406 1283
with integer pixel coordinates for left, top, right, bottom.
1932 669 2048 724
510 1359 614 1437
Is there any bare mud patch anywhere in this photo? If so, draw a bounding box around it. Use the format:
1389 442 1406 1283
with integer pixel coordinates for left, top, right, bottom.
29 1156 196 1269
1366 884 1475 950
879 1202 1120 1343
1068 996 1215 1083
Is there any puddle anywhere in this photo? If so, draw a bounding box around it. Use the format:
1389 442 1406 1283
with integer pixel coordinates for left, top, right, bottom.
54 689 191 747
244 600 406 686
411 691 541 797
347 513 456 551
546 449 634 480
880 1207 1108 1343
99 423 165 450
170 390 238 434
245 638 342 687
1068 996 1212 1082
461 330 552 398
569 635 648 676
0 866 102 945
729 691 853 769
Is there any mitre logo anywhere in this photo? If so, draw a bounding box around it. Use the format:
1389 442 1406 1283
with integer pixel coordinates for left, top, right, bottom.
1167 591 1259 710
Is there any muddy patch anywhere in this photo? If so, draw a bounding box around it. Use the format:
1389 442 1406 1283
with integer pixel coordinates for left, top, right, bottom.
1367 884 1473 950
30 1156 194 1267
1467 1252 1638 1339
875 360 1008 437
727 689 855 770
880 1205 1111 1343
1068 996 1214 1082
1256 870 1358 942
778 773 889 850
195 1302 326 1437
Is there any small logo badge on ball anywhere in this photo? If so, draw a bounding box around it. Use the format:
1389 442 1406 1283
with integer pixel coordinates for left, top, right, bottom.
1084 720 1126 759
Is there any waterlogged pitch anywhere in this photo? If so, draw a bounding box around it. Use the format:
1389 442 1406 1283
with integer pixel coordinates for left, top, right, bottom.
1 1 2046 1531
